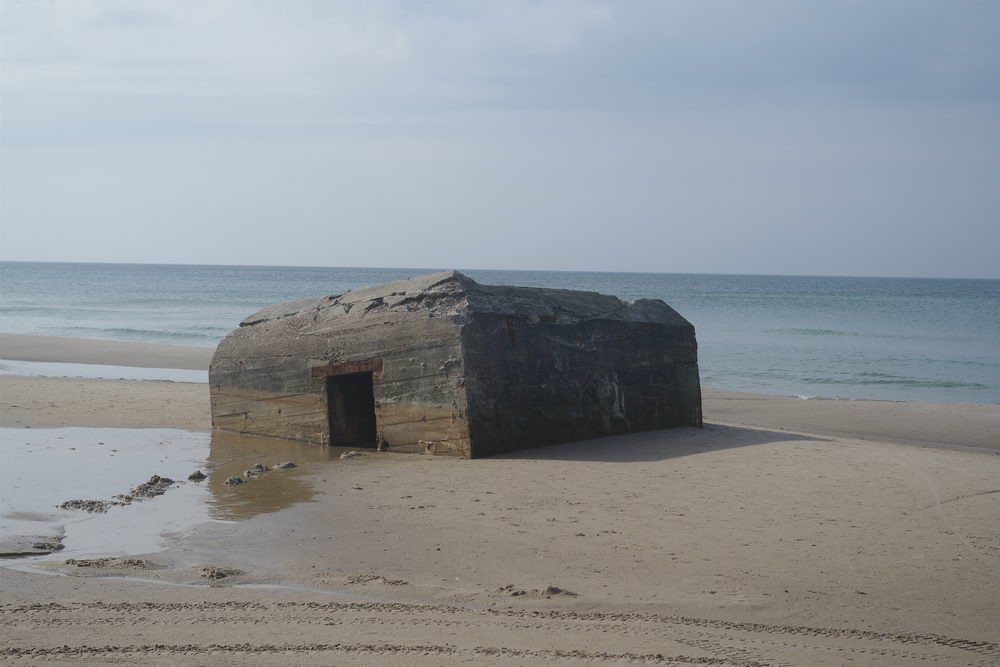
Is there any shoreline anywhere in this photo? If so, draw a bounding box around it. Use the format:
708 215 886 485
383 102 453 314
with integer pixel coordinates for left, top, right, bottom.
4 330 996 402
1 333 996 450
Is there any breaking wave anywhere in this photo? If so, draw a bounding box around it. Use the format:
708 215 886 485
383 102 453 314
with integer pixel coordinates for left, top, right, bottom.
61 327 222 346
801 372 992 390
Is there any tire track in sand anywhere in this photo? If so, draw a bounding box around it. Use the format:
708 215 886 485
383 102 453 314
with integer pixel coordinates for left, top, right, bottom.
2 600 997 665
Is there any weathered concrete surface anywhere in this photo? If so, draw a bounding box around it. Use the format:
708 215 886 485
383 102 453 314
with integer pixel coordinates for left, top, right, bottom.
210 271 701 458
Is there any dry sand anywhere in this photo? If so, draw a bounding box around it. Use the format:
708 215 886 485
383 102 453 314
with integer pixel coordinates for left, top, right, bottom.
0 334 210 430
705 388 999 452
0 376 210 430
2 335 999 666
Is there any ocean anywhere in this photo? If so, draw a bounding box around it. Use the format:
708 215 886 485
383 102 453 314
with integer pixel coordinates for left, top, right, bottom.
1 262 997 404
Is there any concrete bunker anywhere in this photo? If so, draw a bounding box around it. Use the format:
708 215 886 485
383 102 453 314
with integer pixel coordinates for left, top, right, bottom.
210 271 702 458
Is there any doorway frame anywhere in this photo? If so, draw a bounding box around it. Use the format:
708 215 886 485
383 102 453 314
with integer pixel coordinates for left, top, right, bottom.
312 358 383 446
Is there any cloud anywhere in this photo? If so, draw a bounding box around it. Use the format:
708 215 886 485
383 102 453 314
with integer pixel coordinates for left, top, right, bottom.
1 1 998 277
88 5 169 27
4 1 997 104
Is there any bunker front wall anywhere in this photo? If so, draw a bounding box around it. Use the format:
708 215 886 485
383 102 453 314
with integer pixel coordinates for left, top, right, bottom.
461 313 702 457
209 311 472 456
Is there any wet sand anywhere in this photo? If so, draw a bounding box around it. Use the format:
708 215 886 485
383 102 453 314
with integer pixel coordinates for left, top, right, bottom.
0 333 213 369
2 335 999 665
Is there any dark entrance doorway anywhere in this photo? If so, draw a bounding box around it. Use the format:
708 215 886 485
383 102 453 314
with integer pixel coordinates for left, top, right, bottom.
326 372 377 446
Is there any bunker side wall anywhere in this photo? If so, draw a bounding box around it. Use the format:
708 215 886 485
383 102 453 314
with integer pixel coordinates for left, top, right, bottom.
461 314 702 458
209 312 471 456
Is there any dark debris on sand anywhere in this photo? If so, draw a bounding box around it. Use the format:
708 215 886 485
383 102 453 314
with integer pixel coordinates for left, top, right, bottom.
496 584 577 598
66 557 157 570
200 566 243 580
115 475 176 503
59 499 109 513
60 474 179 513
226 462 297 486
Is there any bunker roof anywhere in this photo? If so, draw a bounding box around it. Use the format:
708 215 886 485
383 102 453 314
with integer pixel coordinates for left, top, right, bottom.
239 270 692 330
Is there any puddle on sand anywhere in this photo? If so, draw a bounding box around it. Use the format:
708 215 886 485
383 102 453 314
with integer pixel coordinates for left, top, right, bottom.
201 431 343 520
0 428 349 561
0 428 209 558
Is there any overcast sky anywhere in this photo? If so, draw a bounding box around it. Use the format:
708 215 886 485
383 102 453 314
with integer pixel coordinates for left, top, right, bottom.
1 1 998 278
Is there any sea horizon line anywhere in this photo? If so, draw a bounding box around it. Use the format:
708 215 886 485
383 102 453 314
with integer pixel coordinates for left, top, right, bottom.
2 259 997 283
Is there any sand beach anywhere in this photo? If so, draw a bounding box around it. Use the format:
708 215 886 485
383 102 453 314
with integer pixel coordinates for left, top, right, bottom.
5 0 999 663
1 333 999 665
